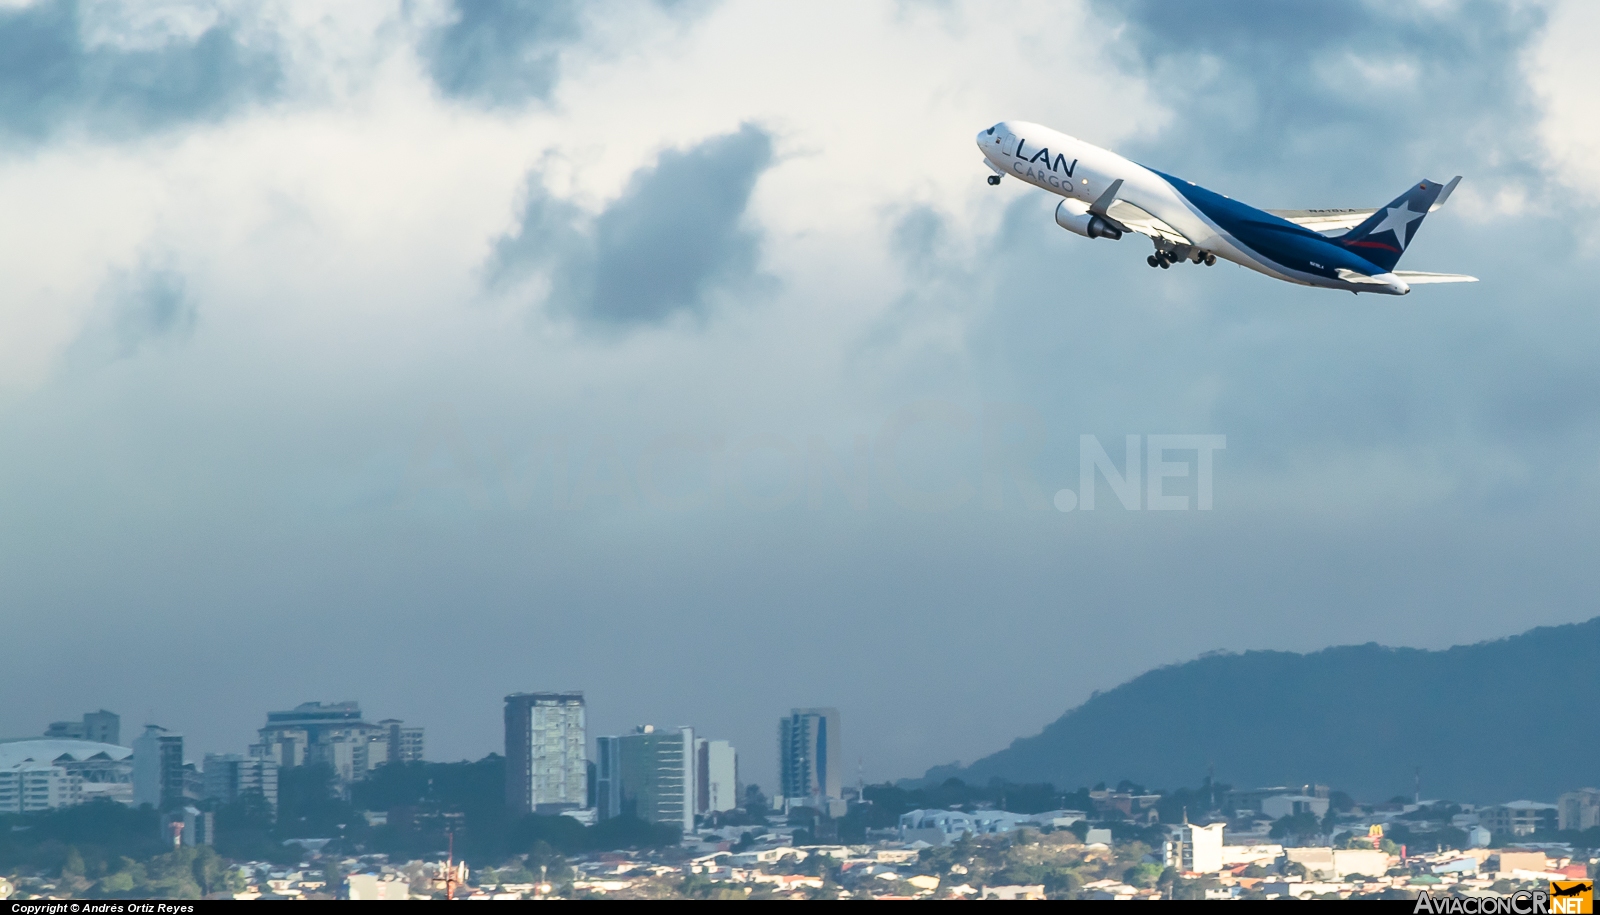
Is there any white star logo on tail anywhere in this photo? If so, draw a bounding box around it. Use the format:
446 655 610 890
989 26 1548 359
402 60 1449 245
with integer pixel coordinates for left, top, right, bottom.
1369 203 1425 248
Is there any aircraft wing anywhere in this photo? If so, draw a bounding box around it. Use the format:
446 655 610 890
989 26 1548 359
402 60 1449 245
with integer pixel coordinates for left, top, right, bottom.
1267 208 1376 234
1393 271 1478 284
1107 200 1191 245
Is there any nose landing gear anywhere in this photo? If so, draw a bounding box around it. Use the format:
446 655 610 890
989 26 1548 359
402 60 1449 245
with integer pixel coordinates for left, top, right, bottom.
986 175 1001 186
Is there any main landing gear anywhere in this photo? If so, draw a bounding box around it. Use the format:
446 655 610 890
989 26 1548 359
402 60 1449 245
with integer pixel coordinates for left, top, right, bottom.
986 175 1001 186
1147 250 1218 269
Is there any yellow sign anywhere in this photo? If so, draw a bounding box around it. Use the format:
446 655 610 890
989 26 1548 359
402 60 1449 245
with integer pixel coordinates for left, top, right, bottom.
1550 880 1594 915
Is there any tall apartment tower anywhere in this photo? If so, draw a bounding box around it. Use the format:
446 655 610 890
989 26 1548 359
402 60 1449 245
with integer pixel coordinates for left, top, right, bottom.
378 719 425 764
594 726 695 834
202 753 280 817
504 692 587 815
779 708 841 806
132 725 185 809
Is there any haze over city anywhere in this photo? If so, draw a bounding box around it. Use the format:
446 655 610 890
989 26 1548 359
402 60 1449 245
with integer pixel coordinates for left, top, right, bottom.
5 0 1600 797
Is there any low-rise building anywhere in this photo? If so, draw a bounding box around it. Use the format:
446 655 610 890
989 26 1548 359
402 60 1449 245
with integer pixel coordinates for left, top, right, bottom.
0 763 80 813
1261 794 1330 820
346 874 411 900
1221 844 1285 868
1481 801 1558 837
1228 785 1329 813
1331 848 1390 878
897 809 1040 845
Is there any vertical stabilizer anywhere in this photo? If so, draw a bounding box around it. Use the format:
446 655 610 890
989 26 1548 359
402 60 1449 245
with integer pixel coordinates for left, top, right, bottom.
1337 177 1458 272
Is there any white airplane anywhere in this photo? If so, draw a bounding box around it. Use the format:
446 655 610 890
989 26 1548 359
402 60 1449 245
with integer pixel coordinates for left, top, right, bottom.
976 121 1477 295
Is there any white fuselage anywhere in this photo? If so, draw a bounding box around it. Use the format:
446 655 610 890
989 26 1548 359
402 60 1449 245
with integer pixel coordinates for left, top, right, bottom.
976 121 1411 295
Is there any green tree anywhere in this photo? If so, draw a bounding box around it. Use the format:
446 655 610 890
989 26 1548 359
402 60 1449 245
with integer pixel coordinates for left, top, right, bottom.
191 847 232 896
1269 811 1322 839
743 784 768 817
524 840 573 891
1124 863 1163 888
97 857 148 896
141 847 204 898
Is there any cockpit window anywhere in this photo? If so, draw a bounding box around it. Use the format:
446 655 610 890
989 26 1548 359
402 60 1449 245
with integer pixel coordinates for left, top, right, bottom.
985 127 996 135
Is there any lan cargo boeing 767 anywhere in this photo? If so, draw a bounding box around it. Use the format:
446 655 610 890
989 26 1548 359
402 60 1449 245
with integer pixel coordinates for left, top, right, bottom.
978 121 1477 295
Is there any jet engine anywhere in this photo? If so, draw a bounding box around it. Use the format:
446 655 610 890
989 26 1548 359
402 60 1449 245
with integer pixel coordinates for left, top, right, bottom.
1055 199 1122 240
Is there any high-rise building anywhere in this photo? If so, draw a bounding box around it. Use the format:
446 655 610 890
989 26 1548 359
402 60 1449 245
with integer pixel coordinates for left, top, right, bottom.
203 753 280 816
594 736 621 821
132 725 185 809
779 708 841 807
504 692 587 815
250 702 417 783
595 726 695 833
1558 789 1600 832
45 710 120 745
378 719 425 764
696 738 738 815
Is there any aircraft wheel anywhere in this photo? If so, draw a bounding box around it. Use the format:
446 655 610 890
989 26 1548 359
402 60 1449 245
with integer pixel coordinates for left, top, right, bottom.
1147 255 1160 268
1205 254 1217 266
986 175 1001 186
1159 258 1170 269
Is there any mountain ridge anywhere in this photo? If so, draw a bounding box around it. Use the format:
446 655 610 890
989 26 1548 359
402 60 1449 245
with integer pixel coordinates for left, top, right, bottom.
918 616 1600 802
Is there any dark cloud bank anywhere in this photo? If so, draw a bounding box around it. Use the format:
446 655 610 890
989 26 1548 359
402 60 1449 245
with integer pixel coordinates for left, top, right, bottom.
490 123 775 329
0 0 280 141
422 0 703 107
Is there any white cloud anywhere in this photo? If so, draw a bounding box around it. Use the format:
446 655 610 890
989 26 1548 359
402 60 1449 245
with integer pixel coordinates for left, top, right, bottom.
1528 0 1600 206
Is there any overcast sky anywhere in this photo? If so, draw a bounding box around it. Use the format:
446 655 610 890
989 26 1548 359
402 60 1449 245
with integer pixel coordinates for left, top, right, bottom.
3 0 1599 793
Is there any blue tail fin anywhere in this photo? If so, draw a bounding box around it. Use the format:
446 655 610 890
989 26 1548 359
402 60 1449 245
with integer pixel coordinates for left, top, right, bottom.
1338 176 1460 272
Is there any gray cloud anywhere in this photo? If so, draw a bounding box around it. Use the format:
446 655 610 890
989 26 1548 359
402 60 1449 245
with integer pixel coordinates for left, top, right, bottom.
109 266 196 354
421 0 582 106
63 262 199 366
1092 0 1546 200
491 123 775 329
0 0 280 142
422 0 704 107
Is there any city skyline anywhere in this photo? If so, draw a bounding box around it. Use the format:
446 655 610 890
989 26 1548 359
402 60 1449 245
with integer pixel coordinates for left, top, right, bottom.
4 0 1600 795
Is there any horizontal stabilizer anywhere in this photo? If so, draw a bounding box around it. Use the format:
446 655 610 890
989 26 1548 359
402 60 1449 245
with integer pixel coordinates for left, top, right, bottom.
1393 270 1478 284
1335 268 1390 285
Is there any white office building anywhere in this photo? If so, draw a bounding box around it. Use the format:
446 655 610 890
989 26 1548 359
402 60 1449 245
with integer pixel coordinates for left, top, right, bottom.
697 739 738 815
1165 822 1226 874
595 726 696 833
